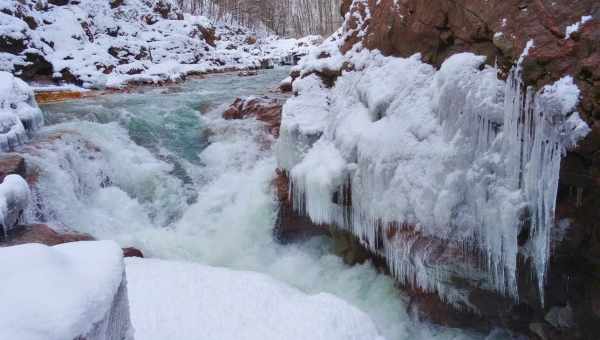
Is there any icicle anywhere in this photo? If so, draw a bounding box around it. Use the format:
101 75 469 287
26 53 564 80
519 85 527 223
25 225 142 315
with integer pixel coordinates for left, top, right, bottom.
281 41 590 305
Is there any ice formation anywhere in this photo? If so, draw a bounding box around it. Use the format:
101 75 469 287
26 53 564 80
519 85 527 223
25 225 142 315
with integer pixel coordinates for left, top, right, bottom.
277 46 591 303
0 174 30 236
0 241 132 340
0 71 43 151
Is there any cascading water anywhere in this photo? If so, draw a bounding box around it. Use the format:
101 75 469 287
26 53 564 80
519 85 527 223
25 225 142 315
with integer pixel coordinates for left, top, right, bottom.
22 69 487 340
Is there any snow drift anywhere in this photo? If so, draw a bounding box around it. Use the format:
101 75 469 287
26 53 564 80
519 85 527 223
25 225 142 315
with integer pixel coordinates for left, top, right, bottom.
0 241 132 340
126 257 384 340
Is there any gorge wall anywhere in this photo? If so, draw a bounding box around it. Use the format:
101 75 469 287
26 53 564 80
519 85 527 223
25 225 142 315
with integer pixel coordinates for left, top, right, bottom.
276 0 600 338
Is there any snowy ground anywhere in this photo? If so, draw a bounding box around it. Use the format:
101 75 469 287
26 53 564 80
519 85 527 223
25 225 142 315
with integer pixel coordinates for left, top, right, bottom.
0 0 316 89
126 257 384 340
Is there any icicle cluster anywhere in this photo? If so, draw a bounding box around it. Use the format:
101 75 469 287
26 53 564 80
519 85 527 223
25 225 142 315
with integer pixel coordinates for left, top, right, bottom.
277 46 590 303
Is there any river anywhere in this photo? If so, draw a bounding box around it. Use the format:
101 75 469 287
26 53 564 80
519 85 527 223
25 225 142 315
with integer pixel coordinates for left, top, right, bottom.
25 68 492 340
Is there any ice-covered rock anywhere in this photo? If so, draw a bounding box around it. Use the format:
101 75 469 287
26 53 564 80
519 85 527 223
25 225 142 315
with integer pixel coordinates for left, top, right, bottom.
0 71 43 151
126 257 383 340
0 174 29 236
0 241 133 340
277 47 591 306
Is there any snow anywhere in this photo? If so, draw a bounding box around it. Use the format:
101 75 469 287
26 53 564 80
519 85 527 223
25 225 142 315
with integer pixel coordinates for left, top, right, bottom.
0 241 131 340
277 37 590 304
565 15 593 39
0 174 29 235
126 257 384 340
0 0 317 88
0 71 43 151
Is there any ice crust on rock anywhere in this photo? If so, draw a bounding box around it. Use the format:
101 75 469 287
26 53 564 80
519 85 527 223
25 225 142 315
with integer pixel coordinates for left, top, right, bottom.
0 241 132 340
0 71 43 151
278 45 590 304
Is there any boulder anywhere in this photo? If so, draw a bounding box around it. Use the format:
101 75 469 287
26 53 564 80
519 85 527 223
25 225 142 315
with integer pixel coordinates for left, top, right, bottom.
122 247 144 258
222 97 283 137
1 224 93 246
48 0 70 5
0 154 26 182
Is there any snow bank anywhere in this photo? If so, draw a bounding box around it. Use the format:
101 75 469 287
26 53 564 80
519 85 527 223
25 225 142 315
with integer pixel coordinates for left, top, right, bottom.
0 241 132 340
0 71 43 151
126 258 383 340
0 0 313 88
278 40 590 304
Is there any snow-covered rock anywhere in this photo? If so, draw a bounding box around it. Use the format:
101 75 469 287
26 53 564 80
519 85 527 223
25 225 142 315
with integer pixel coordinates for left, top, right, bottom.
0 174 29 235
0 241 133 340
0 0 313 88
126 258 384 340
0 71 43 151
277 42 591 306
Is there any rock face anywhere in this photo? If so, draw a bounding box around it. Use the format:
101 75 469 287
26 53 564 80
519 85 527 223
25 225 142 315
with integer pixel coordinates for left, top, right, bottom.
273 0 600 338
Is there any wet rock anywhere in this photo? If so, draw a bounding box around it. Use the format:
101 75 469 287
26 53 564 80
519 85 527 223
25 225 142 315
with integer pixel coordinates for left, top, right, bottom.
273 170 329 243
35 90 84 104
0 154 26 182
1 224 94 246
237 70 257 77
48 0 70 6
222 97 283 137
545 305 575 329
122 247 144 258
